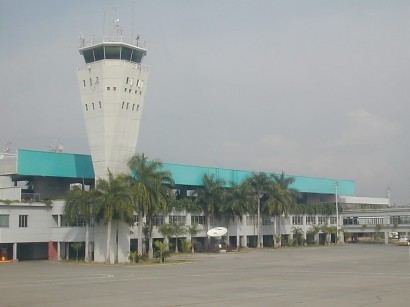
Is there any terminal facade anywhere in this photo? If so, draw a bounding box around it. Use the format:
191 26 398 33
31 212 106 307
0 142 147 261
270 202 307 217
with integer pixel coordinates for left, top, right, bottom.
1 33 409 262
1 149 409 262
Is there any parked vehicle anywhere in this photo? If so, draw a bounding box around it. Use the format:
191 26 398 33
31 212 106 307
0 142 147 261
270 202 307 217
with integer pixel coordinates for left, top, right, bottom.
397 237 410 246
389 232 398 239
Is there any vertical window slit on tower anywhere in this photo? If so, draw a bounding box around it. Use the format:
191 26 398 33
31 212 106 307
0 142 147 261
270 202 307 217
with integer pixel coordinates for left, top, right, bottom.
126 102 129 109
130 78 134 86
90 78 92 86
113 87 117 91
107 87 110 90
85 104 88 111
135 90 137 94
122 102 125 109
136 104 140 111
132 104 135 110
126 77 129 84
92 103 95 110
129 89 131 93
83 80 86 87
125 88 127 92
99 101 101 108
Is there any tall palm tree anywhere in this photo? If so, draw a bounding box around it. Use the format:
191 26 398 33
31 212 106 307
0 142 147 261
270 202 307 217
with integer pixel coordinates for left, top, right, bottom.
224 181 253 250
96 170 133 263
127 153 174 259
247 172 271 248
196 174 225 246
64 187 98 262
266 172 299 245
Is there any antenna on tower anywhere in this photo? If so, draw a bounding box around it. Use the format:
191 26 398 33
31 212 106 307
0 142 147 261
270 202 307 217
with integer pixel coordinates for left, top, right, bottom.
103 8 106 37
132 1 134 41
113 18 121 38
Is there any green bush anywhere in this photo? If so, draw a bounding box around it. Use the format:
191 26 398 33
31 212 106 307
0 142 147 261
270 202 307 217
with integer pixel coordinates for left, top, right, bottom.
181 240 192 253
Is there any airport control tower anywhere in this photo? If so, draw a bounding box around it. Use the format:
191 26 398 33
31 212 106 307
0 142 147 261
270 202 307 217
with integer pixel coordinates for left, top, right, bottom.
77 32 149 179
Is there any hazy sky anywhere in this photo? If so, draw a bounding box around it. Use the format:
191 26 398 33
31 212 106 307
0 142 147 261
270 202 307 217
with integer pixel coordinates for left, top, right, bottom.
1 0 409 204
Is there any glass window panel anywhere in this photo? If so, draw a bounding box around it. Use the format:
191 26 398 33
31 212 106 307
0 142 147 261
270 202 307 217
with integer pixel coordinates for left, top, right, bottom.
82 49 94 63
121 47 132 61
105 46 121 59
93 47 104 61
0 215 9 227
131 49 143 63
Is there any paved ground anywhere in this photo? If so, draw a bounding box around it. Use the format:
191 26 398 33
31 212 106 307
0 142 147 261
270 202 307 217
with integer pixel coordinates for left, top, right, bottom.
0 244 409 307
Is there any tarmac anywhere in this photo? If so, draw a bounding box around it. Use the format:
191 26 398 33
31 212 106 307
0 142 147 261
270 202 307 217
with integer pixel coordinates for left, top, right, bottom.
0 244 409 307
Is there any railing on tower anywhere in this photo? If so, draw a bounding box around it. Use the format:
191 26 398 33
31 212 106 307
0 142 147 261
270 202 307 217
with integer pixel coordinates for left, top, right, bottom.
79 36 147 49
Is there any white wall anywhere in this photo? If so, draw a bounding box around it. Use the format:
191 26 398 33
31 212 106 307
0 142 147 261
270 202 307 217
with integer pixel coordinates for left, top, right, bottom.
0 187 21 201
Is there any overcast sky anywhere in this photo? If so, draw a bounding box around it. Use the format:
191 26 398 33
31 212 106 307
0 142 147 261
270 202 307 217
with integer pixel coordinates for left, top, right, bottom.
1 0 409 204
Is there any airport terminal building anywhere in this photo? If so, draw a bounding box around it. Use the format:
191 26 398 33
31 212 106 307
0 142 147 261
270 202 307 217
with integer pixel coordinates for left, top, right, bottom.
1 33 409 262
1 149 409 263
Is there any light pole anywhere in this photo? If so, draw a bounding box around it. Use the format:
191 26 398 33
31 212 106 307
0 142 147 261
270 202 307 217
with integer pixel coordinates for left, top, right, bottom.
257 194 261 248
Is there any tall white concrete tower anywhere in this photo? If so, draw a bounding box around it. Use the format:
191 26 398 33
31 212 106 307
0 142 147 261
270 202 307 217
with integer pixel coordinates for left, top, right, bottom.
77 34 149 179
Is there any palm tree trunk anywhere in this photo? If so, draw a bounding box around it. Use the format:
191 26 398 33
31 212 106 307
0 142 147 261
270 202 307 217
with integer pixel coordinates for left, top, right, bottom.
236 215 240 251
175 237 179 253
115 220 119 263
106 218 112 263
207 215 211 247
84 222 90 262
148 237 153 259
137 211 143 255
257 197 261 248
276 215 281 246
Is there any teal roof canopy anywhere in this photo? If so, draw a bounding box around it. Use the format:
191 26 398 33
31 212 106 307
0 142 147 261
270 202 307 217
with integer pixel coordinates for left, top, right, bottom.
162 163 355 195
15 150 355 195
17 149 95 179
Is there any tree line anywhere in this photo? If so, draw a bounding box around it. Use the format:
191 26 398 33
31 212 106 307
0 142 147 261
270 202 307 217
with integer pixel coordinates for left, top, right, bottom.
64 153 338 262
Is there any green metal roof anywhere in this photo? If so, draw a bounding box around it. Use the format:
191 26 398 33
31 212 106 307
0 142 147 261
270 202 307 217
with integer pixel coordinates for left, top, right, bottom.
15 149 355 195
17 149 95 179
162 163 355 195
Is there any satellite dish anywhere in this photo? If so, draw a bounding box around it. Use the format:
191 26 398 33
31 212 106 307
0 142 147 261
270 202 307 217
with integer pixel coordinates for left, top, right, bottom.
207 227 228 237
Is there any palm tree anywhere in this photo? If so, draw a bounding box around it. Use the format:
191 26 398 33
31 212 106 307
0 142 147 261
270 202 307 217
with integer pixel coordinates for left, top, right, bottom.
246 172 271 248
224 181 253 250
307 224 322 245
321 225 337 245
187 223 200 253
158 223 174 251
64 187 98 262
265 172 299 246
71 242 83 261
291 226 304 246
172 222 186 253
196 174 225 247
127 154 174 259
96 170 133 263
154 240 169 263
